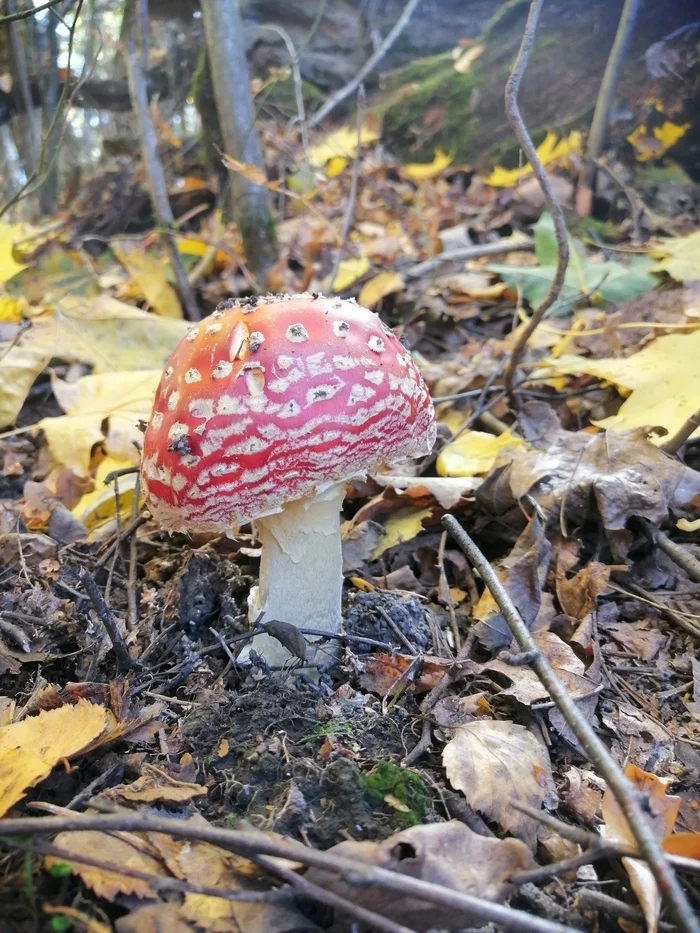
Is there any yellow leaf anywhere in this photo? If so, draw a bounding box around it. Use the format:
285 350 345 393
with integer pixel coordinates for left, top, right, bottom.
115 246 183 318
628 121 689 162
39 370 162 475
220 153 281 190
0 700 106 816
72 456 139 532
350 576 375 591
359 271 405 309
308 118 381 168
678 518 700 533
372 507 432 559
326 156 348 178
650 231 700 283
452 43 484 74
0 295 25 322
0 222 28 284
437 429 526 477
483 130 582 187
326 256 370 292
0 342 52 429
402 148 454 182
539 329 700 444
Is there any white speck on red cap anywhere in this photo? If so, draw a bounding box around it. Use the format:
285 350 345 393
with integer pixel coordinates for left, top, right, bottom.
140 293 436 532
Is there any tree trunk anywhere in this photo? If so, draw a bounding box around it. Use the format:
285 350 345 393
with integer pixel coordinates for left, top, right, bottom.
200 0 278 283
39 11 60 215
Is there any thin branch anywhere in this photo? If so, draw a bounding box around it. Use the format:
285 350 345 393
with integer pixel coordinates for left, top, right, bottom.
404 238 534 279
441 514 699 933
662 406 700 454
577 0 641 215
0 812 580 933
258 24 310 164
327 85 365 293
577 890 677 933
501 0 570 408
0 0 67 26
309 0 422 127
654 529 700 585
77 567 140 673
124 6 200 322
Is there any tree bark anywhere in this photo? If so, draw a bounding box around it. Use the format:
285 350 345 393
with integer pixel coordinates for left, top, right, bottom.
200 0 277 284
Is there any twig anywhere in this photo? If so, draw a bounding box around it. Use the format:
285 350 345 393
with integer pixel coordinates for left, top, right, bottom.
662 406 700 454
0 0 67 24
404 239 534 278
577 890 677 932
124 4 200 322
609 578 700 641
577 0 641 216
0 811 580 933
309 0 422 127
437 530 461 652
511 844 620 885
77 567 140 673
257 854 419 933
441 514 699 933
654 530 700 585
378 605 418 654
126 472 141 631
327 85 365 293
501 0 570 409
258 25 310 164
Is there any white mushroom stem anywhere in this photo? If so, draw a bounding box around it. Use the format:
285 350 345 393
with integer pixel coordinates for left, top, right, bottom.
245 483 345 667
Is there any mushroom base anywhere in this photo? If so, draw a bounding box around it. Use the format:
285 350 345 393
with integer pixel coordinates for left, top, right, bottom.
243 485 345 668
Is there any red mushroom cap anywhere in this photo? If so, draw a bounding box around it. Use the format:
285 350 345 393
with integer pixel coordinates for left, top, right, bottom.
140 293 436 532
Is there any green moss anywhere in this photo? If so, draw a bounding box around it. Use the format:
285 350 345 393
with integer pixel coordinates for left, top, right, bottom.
482 0 530 41
569 214 621 244
362 761 427 828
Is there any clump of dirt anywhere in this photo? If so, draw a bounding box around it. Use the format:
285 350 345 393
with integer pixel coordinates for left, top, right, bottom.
344 589 431 653
176 551 249 632
179 681 437 847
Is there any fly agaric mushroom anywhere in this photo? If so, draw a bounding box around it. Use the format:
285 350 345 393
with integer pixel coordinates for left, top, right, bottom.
140 294 436 665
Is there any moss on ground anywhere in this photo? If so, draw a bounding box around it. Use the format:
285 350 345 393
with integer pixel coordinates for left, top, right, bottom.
362 760 427 828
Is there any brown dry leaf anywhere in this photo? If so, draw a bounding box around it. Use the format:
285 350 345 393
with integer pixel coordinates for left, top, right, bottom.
606 621 667 662
45 830 167 900
306 821 532 932
116 903 194 933
443 720 555 848
0 700 107 816
484 631 598 706
373 475 481 510
359 652 453 697
473 514 551 651
602 764 682 933
478 402 700 559
105 764 208 806
220 154 281 190
554 540 611 621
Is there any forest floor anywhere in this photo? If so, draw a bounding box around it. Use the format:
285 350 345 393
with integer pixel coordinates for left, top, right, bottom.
0 117 700 933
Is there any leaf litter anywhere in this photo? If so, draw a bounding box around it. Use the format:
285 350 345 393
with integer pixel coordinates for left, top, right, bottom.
0 52 700 933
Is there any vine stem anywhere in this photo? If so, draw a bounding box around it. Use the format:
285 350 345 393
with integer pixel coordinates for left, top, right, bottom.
501 0 570 408
441 514 700 933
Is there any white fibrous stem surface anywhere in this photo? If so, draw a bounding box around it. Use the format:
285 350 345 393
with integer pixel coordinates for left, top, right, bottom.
245 484 345 666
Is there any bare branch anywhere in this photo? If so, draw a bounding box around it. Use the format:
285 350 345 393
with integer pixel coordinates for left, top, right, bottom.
441 514 700 933
501 0 570 408
0 0 67 26
327 85 365 293
309 0 422 128
661 406 700 454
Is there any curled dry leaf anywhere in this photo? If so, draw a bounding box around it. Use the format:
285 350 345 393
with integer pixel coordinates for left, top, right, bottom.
359 652 453 697
45 830 167 900
473 514 551 651
478 402 700 559
484 631 599 706
103 764 208 806
554 538 611 622
602 763 681 933
373 474 481 510
0 700 107 816
305 821 533 932
443 720 556 848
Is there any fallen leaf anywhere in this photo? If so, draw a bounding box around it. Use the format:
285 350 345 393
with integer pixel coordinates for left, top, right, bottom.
105 765 208 806
602 764 681 933
484 631 598 705
628 121 690 162
371 507 433 559
477 402 700 558
116 903 193 933
43 905 111 933
0 700 107 816
373 474 481 509
437 429 526 478
326 255 370 292
326 155 347 177
0 342 52 428
39 370 161 475
541 328 700 443
452 43 484 74
308 119 381 168
0 222 28 283
115 245 183 319
45 830 166 900
555 541 611 621
402 148 454 182
483 131 582 188
72 456 139 533
220 153 281 191
306 821 532 932
0 296 25 322
358 271 405 309
487 213 657 307
359 652 453 696
650 231 700 284
443 720 555 848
